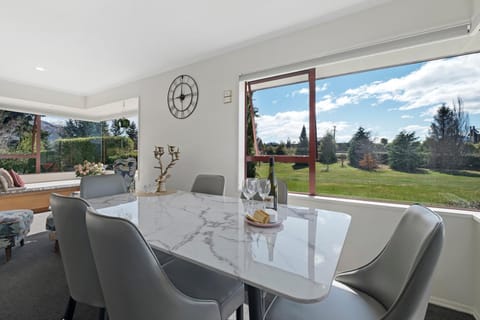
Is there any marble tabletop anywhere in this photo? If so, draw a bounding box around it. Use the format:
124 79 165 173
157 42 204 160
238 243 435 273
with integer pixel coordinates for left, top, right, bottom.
88 190 351 303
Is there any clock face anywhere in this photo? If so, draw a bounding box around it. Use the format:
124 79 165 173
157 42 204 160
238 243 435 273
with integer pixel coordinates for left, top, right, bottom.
167 75 199 119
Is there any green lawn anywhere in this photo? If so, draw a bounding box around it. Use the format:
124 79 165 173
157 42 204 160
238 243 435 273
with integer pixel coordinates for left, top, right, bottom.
256 162 480 209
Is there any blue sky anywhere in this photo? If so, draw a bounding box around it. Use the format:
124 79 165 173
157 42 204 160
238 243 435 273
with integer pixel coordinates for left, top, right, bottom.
253 53 480 143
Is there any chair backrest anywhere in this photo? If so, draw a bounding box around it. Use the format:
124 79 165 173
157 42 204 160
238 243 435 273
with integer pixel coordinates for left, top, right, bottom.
49 193 104 308
336 204 444 320
191 174 225 196
113 158 137 192
80 174 127 199
85 207 221 320
277 179 288 205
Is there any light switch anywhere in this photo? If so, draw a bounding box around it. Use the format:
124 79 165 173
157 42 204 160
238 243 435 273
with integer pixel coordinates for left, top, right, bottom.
223 90 232 104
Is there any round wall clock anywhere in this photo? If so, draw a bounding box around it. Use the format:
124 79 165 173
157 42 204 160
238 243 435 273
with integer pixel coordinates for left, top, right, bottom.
167 74 199 119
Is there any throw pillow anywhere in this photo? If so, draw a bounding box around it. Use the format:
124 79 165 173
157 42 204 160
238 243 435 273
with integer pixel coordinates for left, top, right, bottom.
0 168 14 188
9 169 25 187
0 175 8 192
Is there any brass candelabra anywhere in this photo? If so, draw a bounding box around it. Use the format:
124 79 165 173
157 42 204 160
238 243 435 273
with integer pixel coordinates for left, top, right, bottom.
153 145 180 192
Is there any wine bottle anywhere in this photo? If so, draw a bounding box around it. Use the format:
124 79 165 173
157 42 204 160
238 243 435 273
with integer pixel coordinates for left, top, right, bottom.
268 157 278 210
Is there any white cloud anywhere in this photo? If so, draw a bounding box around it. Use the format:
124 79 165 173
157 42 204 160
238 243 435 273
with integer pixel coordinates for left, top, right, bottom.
317 83 328 92
291 87 309 97
316 97 339 112
256 110 309 143
340 54 480 115
401 115 413 119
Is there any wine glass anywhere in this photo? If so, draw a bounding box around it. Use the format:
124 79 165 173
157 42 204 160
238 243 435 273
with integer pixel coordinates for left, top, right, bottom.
242 178 258 212
257 179 271 209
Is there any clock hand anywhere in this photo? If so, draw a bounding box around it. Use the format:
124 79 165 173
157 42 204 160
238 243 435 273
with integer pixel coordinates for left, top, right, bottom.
174 93 192 100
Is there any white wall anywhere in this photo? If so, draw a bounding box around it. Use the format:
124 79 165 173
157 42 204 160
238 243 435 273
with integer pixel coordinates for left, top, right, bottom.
83 0 479 315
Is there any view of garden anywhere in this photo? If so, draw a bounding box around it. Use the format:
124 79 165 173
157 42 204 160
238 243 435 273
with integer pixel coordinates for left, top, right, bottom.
248 53 480 209
0 110 138 174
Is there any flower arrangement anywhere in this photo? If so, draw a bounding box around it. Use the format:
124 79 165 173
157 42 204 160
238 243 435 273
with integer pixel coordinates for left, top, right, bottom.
74 160 104 177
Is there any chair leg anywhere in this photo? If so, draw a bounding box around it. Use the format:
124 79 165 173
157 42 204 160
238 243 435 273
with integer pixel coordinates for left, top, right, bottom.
54 240 59 253
236 305 244 320
98 307 107 320
63 296 76 320
5 247 11 262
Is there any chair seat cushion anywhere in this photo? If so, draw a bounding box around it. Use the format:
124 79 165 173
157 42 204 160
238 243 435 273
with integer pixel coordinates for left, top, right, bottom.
163 258 244 320
265 281 386 320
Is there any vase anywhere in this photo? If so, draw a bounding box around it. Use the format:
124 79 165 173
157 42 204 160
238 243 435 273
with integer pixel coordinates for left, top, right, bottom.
156 181 167 193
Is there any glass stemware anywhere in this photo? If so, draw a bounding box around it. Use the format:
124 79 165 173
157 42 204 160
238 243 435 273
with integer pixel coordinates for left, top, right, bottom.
257 179 271 209
242 178 258 213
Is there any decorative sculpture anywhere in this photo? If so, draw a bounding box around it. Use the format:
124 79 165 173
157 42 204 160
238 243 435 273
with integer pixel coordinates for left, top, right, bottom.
154 145 180 192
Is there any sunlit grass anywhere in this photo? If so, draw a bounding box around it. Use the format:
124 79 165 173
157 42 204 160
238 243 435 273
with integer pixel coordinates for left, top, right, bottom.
256 162 480 209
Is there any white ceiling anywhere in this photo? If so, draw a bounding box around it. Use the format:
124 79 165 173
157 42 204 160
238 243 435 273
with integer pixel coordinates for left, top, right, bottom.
0 0 387 96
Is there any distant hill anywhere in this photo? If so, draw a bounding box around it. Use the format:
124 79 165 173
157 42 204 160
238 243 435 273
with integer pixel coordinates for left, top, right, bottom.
41 120 64 143
0 119 63 152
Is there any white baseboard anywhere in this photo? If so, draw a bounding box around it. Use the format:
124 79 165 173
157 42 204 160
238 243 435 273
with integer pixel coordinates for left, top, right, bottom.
430 296 479 320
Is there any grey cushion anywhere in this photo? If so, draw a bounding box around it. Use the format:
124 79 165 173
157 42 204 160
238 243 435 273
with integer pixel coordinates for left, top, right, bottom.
163 258 244 320
266 281 385 320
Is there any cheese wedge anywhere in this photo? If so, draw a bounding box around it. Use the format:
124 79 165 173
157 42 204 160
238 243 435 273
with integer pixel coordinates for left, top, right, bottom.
253 209 270 224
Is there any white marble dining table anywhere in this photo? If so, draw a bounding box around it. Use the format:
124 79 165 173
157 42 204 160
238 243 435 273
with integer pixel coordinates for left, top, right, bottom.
87 190 351 320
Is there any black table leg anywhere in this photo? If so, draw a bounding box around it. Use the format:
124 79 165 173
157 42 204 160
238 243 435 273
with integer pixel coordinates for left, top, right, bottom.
247 284 264 320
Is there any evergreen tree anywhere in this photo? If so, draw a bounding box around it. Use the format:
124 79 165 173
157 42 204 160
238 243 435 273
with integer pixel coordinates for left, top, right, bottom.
347 127 374 168
294 125 309 167
295 125 309 155
318 132 337 171
388 131 421 172
126 121 138 149
427 98 468 169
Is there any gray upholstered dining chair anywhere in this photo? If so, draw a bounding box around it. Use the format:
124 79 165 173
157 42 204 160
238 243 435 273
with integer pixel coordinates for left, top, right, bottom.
80 174 127 199
50 193 106 320
85 207 244 320
80 173 173 265
191 174 225 196
265 204 445 320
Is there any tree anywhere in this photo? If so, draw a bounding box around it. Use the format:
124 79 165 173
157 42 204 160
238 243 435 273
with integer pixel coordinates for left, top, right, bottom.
126 121 138 149
427 98 469 169
295 125 309 155
286 138 292 149
276 142 287 155
388 131 421 172
61 119 102 138
294 125 309 167
318 132 337 171
348 127 374 168
338 154 347 167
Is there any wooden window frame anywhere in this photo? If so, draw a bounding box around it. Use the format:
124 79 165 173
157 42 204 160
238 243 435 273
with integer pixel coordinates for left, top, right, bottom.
245 68 317 195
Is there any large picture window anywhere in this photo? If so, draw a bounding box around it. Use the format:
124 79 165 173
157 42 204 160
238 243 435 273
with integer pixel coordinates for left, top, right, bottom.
245 53 480 209
0 110 138 174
